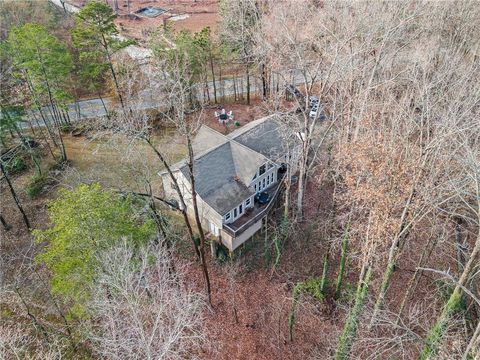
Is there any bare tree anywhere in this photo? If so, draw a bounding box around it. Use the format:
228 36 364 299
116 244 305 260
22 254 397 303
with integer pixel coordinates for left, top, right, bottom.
86 239 205 360
150 32 214 304
219 0 260 105
420 127 480 359
0 161 30 229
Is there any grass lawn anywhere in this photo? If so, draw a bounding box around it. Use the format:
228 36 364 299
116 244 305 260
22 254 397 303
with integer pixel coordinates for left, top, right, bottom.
60 127 187 194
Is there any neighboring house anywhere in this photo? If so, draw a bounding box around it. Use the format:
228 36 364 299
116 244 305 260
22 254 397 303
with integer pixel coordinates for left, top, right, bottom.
160 115 300 252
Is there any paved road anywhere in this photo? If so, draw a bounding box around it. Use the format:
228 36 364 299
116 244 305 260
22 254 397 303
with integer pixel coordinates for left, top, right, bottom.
25 69 307 127
31 0 307 127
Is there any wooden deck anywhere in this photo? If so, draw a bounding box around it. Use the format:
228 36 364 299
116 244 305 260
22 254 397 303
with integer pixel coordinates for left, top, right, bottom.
224 172 285 237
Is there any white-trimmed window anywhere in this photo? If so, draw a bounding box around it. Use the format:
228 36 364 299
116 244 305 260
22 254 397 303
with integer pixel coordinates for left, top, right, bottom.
254 184 257 192
267 176 270 185
263 178 266 188
259 164 266 175
246 198 251 206
225 213 231 221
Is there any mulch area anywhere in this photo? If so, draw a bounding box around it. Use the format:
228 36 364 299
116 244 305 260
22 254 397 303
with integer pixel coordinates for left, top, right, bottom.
182 254 339 360
194 99 269 135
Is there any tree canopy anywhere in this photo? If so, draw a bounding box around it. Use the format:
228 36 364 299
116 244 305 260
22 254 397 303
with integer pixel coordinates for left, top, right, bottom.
34 183 154 311
7 23 73 105
72 0 131 106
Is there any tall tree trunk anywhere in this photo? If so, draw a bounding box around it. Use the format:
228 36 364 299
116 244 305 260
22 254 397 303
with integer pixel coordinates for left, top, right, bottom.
288 282 303 342
335 224 350 299
97 91 110 120
335 264 372 360
296 151 308 221
261 63 267 99
30 111 56 160
209 53 217 104
147 183 167 243
219 62 224 101
102 34 125 110
246 63 251 105
283 179 291 219
233 74 237 102
462 320 480 360
25 76 59 149
370 183 417 324
14 287 49 340
186 135 212 305
397 233 439 321
454 217 466 275
52 115 67 162
1 162 30 229
143 137 200 259
319 251 329 296
204 76 210 103
420 231 480 359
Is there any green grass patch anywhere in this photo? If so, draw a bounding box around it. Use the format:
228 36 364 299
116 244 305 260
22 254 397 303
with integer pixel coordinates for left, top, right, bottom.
25 174 48 198
4 155 27 174
338 282 356 305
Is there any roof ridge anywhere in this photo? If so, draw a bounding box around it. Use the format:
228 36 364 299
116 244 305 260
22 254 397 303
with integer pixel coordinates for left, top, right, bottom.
227 114 276 140
229 137 269 163
200 124 230 139
162 118 277 176
190 122 272 164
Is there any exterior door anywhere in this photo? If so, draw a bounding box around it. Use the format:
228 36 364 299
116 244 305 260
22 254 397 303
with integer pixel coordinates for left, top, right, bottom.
209 221 219 236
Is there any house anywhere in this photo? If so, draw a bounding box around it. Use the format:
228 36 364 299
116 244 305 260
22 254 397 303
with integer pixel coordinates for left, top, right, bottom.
160 115 300 252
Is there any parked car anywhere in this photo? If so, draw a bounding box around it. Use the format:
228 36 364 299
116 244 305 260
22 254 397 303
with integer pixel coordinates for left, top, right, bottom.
309 96 319 108
309 104 319 118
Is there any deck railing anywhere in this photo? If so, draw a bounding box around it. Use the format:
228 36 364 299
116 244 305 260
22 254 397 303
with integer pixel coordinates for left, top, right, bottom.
223 174 285 237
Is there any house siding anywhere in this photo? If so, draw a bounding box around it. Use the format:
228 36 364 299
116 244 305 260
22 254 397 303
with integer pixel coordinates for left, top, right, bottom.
223 194 254 224
250 163 278 194
220 217 263 251
161 171 223 232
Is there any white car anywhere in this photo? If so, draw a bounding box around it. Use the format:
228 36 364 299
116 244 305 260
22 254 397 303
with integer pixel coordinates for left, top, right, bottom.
309 104 319 118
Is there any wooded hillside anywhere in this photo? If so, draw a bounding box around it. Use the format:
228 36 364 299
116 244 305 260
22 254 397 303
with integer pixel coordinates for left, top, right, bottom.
1 1 479 359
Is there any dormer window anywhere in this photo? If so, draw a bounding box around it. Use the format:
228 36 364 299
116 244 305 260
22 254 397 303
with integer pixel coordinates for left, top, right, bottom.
252 173 257 181
259 164 266 175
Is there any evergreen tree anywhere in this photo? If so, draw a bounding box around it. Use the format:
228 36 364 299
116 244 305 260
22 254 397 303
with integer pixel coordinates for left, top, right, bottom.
72 1 132 109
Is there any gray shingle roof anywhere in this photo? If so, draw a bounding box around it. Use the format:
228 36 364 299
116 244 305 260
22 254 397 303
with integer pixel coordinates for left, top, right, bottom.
228 116 290 161
171 117 291 215
192 126 228 154
179 142 257 215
